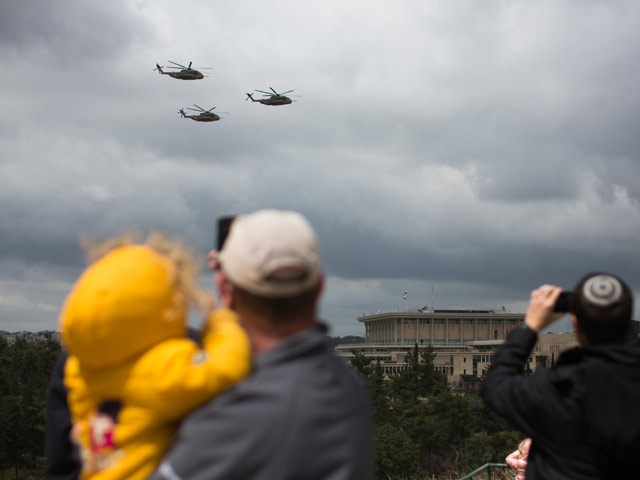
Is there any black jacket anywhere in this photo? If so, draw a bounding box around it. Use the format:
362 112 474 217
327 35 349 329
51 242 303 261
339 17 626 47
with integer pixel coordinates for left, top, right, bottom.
45 351 81 480
481 327 640 480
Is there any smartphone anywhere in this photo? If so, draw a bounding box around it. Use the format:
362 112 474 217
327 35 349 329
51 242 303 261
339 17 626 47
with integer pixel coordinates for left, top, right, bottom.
217 216 235 251
553 291 573 313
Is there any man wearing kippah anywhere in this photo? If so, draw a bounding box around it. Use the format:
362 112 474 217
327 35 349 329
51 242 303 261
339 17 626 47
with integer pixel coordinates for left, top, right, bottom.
482 273 640 479
153 209 374 480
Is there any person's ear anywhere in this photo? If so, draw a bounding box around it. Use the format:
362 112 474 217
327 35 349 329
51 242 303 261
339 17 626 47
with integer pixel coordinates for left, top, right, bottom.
570 314 578 331
571 314 589 346
216 271 235 309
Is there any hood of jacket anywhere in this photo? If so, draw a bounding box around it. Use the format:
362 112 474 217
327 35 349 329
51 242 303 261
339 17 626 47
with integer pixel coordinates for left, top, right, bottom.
60 245 186 370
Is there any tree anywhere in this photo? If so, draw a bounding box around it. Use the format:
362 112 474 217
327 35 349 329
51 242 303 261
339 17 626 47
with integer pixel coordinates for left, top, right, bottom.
390 344 448 403
374 423 423 480
0 335 62 476
348 341 529 478
349 349 371 376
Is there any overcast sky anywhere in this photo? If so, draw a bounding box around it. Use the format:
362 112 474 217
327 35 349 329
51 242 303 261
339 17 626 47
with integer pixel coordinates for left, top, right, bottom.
1 1 639 336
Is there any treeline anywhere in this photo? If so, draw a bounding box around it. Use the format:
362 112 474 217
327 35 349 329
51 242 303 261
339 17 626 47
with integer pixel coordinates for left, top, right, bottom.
327 335 364 349
1 334 525 479
352 345 522 479
0 335 62 477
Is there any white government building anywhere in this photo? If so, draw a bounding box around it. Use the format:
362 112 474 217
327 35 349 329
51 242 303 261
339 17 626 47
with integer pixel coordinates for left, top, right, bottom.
335 307 577 390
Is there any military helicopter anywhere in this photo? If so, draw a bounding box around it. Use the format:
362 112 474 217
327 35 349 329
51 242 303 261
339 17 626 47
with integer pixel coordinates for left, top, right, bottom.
246 87 297 106
178 105 227 122
154 61 211 80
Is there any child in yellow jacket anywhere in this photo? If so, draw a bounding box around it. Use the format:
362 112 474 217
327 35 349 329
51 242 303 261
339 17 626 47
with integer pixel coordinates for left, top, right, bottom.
59 234 251 480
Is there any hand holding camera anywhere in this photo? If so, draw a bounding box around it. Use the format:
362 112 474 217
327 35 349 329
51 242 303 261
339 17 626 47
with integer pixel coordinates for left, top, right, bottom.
524 285 564 332
553 291 573 313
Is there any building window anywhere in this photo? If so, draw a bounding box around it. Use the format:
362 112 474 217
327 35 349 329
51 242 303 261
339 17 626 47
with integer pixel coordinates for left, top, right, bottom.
494 329 498 339
463 357 466 363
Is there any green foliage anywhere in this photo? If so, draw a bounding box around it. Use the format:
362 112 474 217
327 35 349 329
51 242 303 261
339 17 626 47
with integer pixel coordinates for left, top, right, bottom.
375 423 423 480
327 335 364 349
352 343 524 479
463 430 523 472
0 335 61 475
390 345 448 403
349 349 371 376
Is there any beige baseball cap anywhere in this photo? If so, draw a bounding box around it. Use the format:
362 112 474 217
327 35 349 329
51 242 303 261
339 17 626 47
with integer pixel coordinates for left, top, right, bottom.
218 209 322 297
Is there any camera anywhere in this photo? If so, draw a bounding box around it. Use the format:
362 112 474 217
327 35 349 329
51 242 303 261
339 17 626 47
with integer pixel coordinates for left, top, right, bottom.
553 291 573 313
216 215 235 251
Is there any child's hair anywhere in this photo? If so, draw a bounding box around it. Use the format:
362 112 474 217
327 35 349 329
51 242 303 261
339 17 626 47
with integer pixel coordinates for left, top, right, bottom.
81 232 210 313
572 272 633 345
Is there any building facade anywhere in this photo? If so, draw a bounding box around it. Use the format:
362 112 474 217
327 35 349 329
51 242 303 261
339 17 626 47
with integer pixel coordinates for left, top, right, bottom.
335 308 577 389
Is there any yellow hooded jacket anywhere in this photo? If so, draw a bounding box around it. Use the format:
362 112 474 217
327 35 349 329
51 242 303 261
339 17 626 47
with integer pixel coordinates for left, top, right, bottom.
60 245 251 480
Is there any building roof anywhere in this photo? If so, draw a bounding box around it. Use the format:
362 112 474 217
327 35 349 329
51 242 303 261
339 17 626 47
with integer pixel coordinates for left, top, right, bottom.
358 309 524 322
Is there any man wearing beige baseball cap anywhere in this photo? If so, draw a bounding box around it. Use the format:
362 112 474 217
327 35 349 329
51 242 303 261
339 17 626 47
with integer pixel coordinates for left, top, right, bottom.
154 209 375 480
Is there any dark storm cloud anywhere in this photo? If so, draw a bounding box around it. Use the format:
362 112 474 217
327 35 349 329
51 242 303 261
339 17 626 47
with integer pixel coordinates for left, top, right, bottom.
314 214 640 291
0 0 150 62
2 1 640 334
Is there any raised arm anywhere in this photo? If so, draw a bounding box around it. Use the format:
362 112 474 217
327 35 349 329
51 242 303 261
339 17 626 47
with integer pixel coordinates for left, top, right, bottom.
126 308 251 421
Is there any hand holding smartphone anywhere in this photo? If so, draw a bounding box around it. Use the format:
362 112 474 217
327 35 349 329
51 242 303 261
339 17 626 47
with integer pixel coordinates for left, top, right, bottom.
217 216 235 251
553 291 573 313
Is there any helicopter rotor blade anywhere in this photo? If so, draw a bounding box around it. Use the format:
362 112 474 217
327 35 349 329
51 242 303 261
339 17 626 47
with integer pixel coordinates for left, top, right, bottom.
269 87 278 95
255 89 273 96
168 60 186 69
192 104 206 112
280 90 294 95
188 61 193 69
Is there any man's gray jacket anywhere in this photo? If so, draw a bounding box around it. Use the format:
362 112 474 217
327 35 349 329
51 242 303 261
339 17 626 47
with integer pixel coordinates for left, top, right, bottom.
152 325 374 480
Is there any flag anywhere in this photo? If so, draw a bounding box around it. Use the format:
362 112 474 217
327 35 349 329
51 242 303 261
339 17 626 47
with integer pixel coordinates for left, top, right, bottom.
376 308 382 314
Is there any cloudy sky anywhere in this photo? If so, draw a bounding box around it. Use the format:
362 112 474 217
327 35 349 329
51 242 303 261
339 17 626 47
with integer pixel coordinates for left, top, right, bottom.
1 1 639 336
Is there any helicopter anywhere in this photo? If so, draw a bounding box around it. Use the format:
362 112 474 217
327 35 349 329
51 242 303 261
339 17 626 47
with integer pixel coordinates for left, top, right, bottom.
154 61 211 80
178 105 227 122
246 87 296 106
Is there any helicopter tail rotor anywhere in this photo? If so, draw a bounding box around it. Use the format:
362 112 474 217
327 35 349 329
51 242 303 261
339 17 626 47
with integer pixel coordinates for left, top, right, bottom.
154 64 164 74
178 108 187 118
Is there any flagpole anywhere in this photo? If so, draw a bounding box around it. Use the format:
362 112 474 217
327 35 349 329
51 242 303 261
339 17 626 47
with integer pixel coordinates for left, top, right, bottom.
431 284 434 312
